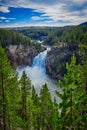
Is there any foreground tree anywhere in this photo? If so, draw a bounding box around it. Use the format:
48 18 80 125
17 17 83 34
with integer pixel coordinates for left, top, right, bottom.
56 55 87 130
31 86 41 130
40 83 53 130
79 43 87 94
19 71 32 129
51 98 60 130
0 46 20 130
79 43 87 129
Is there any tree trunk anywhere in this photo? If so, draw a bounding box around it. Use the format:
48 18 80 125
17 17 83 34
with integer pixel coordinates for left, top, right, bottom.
1 66 6 130
85 79 87 95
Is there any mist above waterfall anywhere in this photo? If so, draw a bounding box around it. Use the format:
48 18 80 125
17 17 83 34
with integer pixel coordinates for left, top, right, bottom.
17 47 62 101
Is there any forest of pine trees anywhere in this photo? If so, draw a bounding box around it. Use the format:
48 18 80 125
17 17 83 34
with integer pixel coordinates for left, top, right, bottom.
14 26 87 46
0 43 87 130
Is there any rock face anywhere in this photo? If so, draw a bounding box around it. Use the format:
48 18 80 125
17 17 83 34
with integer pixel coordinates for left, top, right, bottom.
7 44 36 69
46 46 78 80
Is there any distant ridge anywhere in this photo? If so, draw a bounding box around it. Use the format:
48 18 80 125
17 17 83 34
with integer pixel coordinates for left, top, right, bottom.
79 22 87 26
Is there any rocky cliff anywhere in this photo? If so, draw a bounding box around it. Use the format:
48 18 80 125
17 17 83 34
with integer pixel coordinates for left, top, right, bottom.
7 44 37 69
46 46 78 80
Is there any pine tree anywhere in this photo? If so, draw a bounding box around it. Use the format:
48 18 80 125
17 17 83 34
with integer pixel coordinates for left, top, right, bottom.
51 98 60 130
20 71 32 129
31 86 41 130
0 46 20 130
79 43 87 94
56 55 87 130
79 43 87 129
40 83 53 130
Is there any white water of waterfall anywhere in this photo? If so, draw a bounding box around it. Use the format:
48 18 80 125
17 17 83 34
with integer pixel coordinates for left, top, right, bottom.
17 47 62 102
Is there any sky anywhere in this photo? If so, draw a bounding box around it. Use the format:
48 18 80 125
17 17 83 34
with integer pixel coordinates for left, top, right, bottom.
0 0 87 28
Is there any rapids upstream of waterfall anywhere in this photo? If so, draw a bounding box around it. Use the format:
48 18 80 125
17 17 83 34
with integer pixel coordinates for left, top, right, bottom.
17 47 62 102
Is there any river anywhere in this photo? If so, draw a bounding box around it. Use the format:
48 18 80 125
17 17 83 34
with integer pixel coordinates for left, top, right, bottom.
17 47 62 102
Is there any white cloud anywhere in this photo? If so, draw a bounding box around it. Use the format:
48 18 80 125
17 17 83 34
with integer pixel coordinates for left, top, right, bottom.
31 3 87 25
0 16 7 20
31 16 42 21
0 6 10 13
72 0 87 5
0 16 15 20
0 20 74 28
82 8 87 15
5 20 10 22
0 16 15 23
31 15 52 21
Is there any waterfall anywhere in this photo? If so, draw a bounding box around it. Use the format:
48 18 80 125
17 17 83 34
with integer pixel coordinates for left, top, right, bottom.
32 50 47 73
17 47 62 101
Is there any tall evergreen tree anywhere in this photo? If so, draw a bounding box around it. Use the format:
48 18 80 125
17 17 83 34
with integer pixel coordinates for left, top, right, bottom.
79 43 87 129
51 98 60 130
20 71 32 129
40 83 53 130
0 46 20 130
79 43 87 94
56 55 87 130
31 86 41 130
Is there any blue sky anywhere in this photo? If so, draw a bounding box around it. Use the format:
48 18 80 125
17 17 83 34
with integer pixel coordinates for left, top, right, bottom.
0 0 87 27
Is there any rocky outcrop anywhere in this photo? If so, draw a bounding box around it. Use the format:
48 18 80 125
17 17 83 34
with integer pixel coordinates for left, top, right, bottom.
46 46 78 80
6 44 37 69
